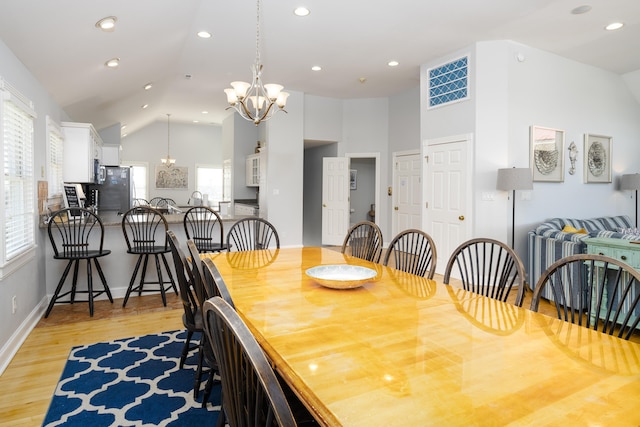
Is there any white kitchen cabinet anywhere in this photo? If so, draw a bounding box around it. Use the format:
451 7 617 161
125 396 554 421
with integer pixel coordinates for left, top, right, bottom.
62 122 103 183
246 153 260 187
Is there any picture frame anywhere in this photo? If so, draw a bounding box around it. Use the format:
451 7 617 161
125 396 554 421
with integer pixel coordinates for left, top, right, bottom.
155 165 188 189
584 134 612 183
350 169 357 190
530 125 565 182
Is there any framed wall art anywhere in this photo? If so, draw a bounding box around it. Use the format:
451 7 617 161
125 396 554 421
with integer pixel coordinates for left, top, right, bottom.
584 134 612 183
350 169 357 190
530 125 565 182
155 165 188 189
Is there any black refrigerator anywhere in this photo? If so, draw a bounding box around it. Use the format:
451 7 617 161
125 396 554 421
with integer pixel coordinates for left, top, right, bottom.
96 166 133 212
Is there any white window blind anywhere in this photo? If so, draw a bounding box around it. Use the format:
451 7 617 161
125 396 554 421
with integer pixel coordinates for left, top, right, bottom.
1 77 36 267
47 117 64 197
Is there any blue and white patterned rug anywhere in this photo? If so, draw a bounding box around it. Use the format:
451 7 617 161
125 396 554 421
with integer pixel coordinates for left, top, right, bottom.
42 330 221 426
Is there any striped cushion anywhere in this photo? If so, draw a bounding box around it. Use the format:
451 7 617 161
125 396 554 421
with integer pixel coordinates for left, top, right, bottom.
598 215 633 230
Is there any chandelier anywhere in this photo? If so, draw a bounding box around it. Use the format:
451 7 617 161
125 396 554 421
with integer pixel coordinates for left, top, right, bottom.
161 113 175 166
224 0 289 125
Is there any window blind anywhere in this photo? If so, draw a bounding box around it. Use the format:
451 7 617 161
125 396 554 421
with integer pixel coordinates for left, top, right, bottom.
1 78 36 264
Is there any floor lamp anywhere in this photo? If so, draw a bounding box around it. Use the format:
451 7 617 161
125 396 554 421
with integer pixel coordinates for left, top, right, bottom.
621 173 640 227
497 168 533 249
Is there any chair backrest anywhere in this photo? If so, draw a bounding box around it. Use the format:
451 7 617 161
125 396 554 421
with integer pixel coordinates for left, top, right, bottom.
47 208 106 258
383 229 437 278
227 218 280 251
132 198 149 207
530 253 640 340
148 197 167 208
183 206 225 252
341 221 383 263
167 230 200 321
186 239 210 309
202 257 235 308
443 238 526 307
203 297 297 427
121 206 169 252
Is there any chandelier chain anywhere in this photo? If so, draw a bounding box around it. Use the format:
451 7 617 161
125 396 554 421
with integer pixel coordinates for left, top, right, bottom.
255 0 261 66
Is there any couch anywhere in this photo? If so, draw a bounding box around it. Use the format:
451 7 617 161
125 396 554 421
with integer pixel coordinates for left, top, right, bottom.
527 215 640 300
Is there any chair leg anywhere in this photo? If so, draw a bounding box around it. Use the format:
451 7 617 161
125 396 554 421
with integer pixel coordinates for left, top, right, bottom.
93 258 113 302
86 258 94 317
202 372 215 408
180 330 194 369
123 255 144 307
70 260 80 304
160 253 178 294
216 408 226 427
194 340 205 398
139 254 151 297
44 260 74 318
154 254 167 306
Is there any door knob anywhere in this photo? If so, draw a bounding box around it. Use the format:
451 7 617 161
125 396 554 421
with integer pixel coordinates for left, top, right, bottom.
394 206 399 210
458 215 465 221
322 204 326 207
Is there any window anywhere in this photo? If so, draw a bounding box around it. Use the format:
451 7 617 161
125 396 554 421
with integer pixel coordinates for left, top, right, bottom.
47 116 64 198
1 77 36 277
195 164 223 207
122 162 148 201
427 55 469 108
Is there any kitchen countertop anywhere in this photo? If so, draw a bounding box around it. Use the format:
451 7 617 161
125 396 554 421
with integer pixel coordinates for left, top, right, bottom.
41 210 250 228
234 199 259 207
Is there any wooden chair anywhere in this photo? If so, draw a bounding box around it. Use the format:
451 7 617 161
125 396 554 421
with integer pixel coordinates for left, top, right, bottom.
203 297 298 427
227 217 280 251
443 238 526 307
148 197 166 208
132 198 148 207
167 231 202 369
46 208 113 317
341 221 383 263
121 206 177 307
200 257 235 407
383 229 437 278
186 240 220 403
184 206 228 253
530 253 640 340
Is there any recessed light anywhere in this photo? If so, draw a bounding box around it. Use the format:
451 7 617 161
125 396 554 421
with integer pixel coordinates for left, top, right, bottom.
121 133 128 138
311 65 322 71
605 22 624 31
141 104 149 109
121 124 127 130
388 61 399 67
143 83 153 90
193 120 200 123
197 31 212 38
95 16 117 31
294 7 310 17
202 111 209 114
570 5 592 15
105 58 120 68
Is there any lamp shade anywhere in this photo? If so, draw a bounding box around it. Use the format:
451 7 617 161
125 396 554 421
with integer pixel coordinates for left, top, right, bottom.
620 173 640 190
497 168 533 191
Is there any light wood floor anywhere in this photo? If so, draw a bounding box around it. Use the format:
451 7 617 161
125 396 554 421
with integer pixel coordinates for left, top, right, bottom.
1 274 637 426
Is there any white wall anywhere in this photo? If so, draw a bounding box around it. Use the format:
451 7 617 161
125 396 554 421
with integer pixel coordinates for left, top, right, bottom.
121 120 222 204
304 95 343 142
0 39 70 370
420 40 640 263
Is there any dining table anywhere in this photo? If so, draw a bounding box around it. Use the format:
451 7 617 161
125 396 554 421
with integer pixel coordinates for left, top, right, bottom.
201 246 640 427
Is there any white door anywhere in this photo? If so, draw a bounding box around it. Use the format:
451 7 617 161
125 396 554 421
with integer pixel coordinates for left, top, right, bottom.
392 152 422 236
423 136 471 276
322 157 350 246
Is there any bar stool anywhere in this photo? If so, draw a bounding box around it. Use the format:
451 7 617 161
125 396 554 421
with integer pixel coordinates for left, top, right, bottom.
46 207 113 317
183 206 229 253
121 206 177 307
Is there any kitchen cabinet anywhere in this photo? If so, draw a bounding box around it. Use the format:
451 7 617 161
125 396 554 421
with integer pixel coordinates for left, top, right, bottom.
62 122 103 183
234 203 258 216
246 153 260 187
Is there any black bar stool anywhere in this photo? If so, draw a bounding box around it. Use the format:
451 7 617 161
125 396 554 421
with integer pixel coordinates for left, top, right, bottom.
121 206 177 307
46 208 113 317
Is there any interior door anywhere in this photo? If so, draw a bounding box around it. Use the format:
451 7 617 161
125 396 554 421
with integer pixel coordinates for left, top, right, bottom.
322 157 349 246
423 137 471 276
392 152 422 236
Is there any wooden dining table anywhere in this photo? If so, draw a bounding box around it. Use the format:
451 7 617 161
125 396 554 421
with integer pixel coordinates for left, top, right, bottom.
202 247 640 426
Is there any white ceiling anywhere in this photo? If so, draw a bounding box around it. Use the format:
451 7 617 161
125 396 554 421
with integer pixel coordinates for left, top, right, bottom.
0 0 638 136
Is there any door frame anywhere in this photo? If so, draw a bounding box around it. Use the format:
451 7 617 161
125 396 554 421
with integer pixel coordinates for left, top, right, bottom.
346 152 381 228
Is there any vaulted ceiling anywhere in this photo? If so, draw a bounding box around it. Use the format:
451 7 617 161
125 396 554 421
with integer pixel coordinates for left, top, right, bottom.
0 0 638 136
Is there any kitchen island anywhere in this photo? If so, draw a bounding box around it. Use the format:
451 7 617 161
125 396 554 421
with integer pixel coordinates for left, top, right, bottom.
43 210 252 304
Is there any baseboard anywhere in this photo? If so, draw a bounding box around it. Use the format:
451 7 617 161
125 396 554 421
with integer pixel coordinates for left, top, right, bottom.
0 296 47 376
